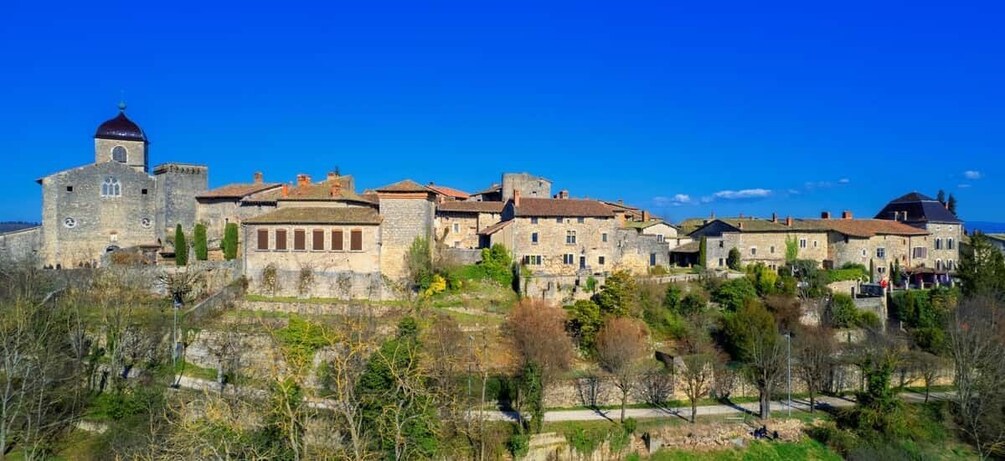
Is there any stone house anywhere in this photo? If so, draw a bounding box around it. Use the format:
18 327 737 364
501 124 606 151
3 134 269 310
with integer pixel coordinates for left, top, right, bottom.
689 216 830 271
195 172 282 245
374 179 437 281
434 201 504 250
875 192 963 285
35 104 207 269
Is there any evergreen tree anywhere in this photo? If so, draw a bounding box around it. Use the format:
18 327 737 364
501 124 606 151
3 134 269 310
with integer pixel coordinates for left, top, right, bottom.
726 247 742 270
222 223 239 260
948 193 958 215
957 233 1005 299
937 189 946 204
174 224 188 266
698 236 707 267
193 223 208 261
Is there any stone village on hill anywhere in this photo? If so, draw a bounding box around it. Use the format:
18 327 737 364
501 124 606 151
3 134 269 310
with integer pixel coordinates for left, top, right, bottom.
0 106 964 301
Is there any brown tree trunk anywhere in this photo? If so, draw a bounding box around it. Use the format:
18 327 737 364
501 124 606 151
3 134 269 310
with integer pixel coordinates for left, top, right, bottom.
620 389 628 423
759 390 771 419
691 399 698 423
809 389 816 413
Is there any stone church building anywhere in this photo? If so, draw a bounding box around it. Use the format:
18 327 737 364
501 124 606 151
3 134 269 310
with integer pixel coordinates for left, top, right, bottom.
33 104 207 268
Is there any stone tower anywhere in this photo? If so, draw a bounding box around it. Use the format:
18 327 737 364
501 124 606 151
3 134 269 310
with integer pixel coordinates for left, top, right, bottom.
93 102 149 172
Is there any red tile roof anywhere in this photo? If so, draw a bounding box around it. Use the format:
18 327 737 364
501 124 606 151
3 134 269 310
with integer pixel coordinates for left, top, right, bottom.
376 179 430 193
800 219 929 238
243 207 382 225
514 198 615 218
426 184 470 199
437 201 505 213
197 183 282 199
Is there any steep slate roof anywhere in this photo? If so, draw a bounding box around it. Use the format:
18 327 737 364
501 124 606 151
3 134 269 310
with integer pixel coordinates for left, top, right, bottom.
197 183 281 199
376 179 430 193
513 198 614 218
426 183 470 199
437 201 505 213
243 207 382 225
478 219 512 235
875 192 961 223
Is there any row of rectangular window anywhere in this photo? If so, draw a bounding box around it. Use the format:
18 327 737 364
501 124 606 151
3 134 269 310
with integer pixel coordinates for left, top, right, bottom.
529 217 587 224
522 255 606 265
257 228 363 252
530 231 607 245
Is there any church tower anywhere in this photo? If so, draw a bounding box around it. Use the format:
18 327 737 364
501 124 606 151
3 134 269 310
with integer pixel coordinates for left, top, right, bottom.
93 102 148 172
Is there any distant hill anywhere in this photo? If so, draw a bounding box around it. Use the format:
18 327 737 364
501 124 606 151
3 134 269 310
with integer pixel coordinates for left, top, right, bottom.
0 222 40 233
967 221 1005 234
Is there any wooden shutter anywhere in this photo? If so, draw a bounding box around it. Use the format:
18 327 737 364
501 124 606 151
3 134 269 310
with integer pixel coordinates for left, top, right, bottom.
275 229 287 250
257 229 269 250
350 229 363 251
332 230 344 251
312 229 325 250
294 229 306 250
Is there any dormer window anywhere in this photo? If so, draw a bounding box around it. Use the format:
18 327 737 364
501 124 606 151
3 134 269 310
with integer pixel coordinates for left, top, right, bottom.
101 177 121 197
112 146 127 163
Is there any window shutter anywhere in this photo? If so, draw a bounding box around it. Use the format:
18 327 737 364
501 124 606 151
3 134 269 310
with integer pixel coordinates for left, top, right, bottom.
350 229 363 251
313 229 325 250
294 230 306 250
332 230 344 251
275 230 287 250
257 229 269 250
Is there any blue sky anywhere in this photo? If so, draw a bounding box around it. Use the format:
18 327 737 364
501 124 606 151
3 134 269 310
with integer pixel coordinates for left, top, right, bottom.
1 1 1003 222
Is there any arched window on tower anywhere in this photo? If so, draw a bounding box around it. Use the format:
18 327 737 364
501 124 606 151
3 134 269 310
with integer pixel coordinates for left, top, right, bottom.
112 146 127 163
101 177 121 197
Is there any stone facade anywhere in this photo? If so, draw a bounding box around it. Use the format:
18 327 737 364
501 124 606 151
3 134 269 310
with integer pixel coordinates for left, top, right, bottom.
0 227 41 262
378 193 435 281
36 108 206 268
501 172 551 201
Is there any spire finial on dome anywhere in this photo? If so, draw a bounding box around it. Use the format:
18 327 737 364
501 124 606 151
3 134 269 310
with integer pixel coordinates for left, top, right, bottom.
118 90 127 112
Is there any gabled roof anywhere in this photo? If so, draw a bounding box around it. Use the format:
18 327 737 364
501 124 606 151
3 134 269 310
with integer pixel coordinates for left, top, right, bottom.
243 207 382 225
426 183 470 199
472 184 502 196
376 179 430 193
671 240 701 253
513 198 614 218
623 220 674 230
437 201 505 213
875 191 961 223
478 219 512 236
197 183 282 200
798 219 929 238
257 176 372 203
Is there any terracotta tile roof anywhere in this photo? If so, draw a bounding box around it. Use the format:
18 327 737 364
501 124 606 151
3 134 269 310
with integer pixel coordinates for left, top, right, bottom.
603 200 642 212
513 198 614 218
376 179 430 193
255 176 373 204
196 183 282 199
478 219 513 236
243 207 382 225
798 219 929 238
426 183 470 199
437 201 505 213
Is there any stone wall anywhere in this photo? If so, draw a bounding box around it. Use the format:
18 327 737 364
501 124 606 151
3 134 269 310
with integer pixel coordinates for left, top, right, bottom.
501 172 551 201
613 228 669 274
154 163 208 241
379 197 435 280
0 227 41 262
706 231 828 270
41 161 159 268
94 138 146 172
926 222 963 270
434 211 501 249
509 216 618 277
196 199 277 246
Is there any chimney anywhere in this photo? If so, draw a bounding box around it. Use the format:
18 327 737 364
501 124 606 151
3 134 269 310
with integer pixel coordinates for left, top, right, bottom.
642 210 650 222
785 216 793 226
328 171 339 182
738 221 744 229
296 174 311 187
618 199 624 205
253 172 263 184
513 189 521 207
559 190 569 199
842 210 853 220
282 184 289 198
821 211 831 220
771 212 778 223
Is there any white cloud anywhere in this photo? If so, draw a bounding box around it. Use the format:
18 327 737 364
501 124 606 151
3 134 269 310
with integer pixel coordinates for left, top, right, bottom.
712 189 772 200
838 178 850 184
964 170 983 180
653 194 694 207
958 183 972 188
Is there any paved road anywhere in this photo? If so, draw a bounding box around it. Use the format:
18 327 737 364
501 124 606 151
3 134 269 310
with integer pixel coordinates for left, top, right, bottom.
171 375 948 423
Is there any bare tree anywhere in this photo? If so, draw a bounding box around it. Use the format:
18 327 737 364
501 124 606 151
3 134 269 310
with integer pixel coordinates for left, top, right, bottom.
794 325 835 413
595 317 649 422
506 299 574 380
677 338 721 423
948 297 1005 460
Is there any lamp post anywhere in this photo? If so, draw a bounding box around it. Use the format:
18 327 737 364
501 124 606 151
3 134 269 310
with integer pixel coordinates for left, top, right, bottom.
784 332 792 417
172 292 182 388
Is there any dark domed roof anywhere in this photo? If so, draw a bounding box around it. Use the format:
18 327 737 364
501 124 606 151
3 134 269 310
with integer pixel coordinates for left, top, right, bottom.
94 106 147 142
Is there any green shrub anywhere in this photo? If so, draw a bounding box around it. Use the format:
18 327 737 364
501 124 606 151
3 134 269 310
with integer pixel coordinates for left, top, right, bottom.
507 431 530 459
193 223 208 261
622 417 637 434
726 247 742 270
480 243 514 287
222 222 239 260
825 266 869 283
711 278 757 311
174 224 188 266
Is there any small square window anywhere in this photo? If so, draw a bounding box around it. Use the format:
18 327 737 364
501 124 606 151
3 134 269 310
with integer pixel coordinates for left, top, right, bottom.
556 217 563 224
598 256 606 265
770 246 775 254
531 232 539 244
66 186 73 192
602 233 608 243
531 217 538 224
577 217 584 224
141 188 148 195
